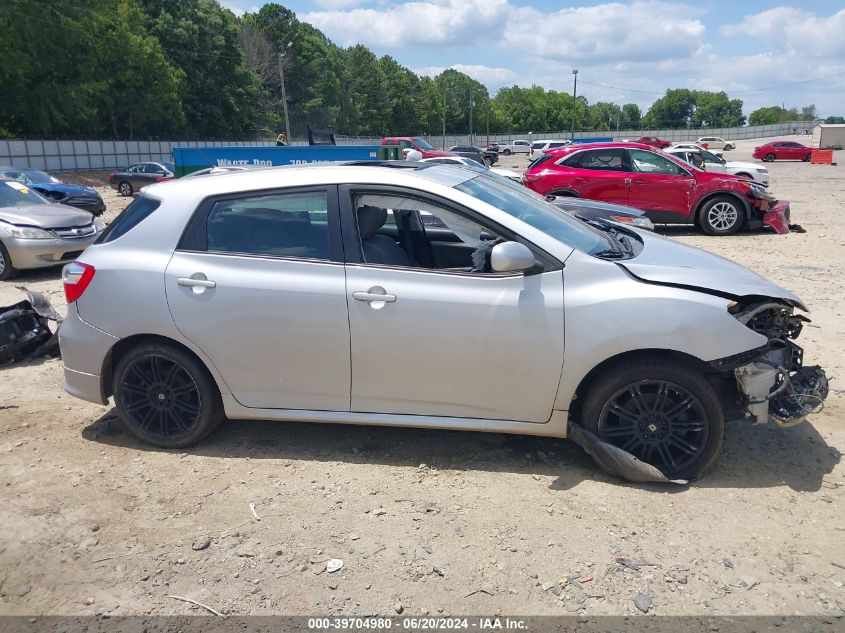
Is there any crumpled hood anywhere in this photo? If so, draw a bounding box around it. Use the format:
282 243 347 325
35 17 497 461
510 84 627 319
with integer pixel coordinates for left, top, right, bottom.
0 203 94 229
31 182 100 198
619 230 806 310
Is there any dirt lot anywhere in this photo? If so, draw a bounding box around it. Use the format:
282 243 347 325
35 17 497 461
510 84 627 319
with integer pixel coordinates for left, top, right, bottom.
1 139 844 619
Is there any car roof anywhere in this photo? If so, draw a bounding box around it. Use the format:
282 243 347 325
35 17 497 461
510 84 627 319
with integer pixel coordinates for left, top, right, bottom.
545 141 654 154
139 162 479 200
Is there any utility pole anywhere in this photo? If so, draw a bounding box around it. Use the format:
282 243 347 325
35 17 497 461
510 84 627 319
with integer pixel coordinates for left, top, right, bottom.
442 83 447 150
570 69 578 141
469 93 474 146
278 41 293 142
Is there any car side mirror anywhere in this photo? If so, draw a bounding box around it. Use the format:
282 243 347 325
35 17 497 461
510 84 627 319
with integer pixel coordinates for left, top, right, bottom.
490 241 535 273
721 158 727 165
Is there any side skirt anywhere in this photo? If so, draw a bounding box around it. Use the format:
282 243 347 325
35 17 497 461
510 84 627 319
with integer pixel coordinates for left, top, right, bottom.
221 394 569 438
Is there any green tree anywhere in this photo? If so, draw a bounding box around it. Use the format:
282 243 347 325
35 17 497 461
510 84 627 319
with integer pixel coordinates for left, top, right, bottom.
621 103 642 129
643 89 696 128
378 56 423 136
140 0 258 138
587 102 621 131
249 5 342 136
748 106 787 126
338 45 389 135
0 0 184 138
690 91 745 127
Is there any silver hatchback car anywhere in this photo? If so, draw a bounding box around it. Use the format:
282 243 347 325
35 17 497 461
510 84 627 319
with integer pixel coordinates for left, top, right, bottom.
59 163 828 481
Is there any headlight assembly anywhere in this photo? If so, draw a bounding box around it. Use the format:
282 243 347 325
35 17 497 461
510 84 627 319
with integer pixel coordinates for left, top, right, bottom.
9 225 53 239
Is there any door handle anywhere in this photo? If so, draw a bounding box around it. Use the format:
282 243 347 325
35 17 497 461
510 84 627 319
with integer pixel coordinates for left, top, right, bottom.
353 291 396 303
633 178 647 184
177 277 216 288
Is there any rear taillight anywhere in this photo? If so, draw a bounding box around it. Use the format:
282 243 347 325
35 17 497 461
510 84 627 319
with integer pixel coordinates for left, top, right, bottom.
63 262 95 303
523 170 544 183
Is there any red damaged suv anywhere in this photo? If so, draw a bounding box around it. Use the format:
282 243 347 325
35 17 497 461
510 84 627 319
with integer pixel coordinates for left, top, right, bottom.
523 142 791 235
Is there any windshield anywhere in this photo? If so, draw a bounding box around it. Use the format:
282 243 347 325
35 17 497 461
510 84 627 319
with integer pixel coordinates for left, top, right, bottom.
0 180 49 207
163 162 175 172
453 174 613 255
413 138 434 151
24 170 59 184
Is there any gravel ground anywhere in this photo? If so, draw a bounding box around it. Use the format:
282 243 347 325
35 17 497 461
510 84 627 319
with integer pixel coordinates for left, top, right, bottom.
0 139 844 619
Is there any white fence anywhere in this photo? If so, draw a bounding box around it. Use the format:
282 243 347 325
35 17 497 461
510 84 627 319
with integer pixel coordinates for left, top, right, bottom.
0 121 819 171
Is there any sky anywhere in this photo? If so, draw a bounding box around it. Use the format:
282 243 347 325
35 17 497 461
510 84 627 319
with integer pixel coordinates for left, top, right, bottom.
220 0 845 116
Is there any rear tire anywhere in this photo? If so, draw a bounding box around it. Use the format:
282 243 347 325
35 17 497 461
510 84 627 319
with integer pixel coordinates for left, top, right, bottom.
764 153 776 162
113 342 224 448
0 241 17 281
118 181 133 196
580 358 725 480
698 195 745 235
803 153 812 162
502 148 511 156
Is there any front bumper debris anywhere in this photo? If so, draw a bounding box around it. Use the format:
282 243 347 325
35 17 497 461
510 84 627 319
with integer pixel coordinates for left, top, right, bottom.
0 289 62 365
762 200 791 235
730 300 829 427
567 422 686 485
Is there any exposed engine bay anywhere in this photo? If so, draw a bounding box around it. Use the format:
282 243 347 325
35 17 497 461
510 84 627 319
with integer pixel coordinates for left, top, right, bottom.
731 300 829 427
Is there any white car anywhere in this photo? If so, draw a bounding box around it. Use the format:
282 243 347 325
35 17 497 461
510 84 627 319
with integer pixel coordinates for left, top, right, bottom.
696 136 735 151
665 148 769 186
669 142 723 158
529 139 572 160
496 140 531 156
420 156 521 182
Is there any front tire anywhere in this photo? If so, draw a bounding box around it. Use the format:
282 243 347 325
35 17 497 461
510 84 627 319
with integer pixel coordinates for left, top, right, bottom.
698 195 744 235
113 342 224 448
580 358 724 480
803 153 812 162
118 181 133 196
0 241 17 281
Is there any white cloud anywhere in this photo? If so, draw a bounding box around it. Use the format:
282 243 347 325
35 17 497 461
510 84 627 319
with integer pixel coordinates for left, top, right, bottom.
302 0 510 47
414 64 517 86
721 7 845 58
504 1 705 63
313 0 368 8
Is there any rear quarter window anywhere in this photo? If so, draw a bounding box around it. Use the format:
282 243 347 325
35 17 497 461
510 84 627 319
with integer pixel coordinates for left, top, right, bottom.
95 196 160 244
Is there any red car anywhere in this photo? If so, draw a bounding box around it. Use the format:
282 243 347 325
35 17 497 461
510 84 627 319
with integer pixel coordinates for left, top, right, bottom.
523 142 790 235
752 141 812 162
637 136 672 149
379 137 453 159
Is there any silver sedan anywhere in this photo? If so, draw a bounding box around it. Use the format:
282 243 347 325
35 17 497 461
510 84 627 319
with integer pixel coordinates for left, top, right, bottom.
0 177 104 280
58 163 828 481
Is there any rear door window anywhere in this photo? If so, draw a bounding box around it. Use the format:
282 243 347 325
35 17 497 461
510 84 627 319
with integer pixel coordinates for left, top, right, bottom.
562 148 628 171
204 191 330 260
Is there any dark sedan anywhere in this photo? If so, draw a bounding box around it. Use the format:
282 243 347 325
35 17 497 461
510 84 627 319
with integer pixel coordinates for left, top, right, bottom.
0 166 105 215
108 161 175 196
449 145 498 166
547 195 654 230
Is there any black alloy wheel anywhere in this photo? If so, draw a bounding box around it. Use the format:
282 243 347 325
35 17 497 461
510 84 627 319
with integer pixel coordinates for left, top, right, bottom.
765 153 776 162
580 359 724 480
120 354 200 440
113 343 224 447
597 380 709 476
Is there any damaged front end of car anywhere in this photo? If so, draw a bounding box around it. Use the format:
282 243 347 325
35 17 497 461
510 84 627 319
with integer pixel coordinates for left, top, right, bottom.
721 299 829 427
742 181 792 234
